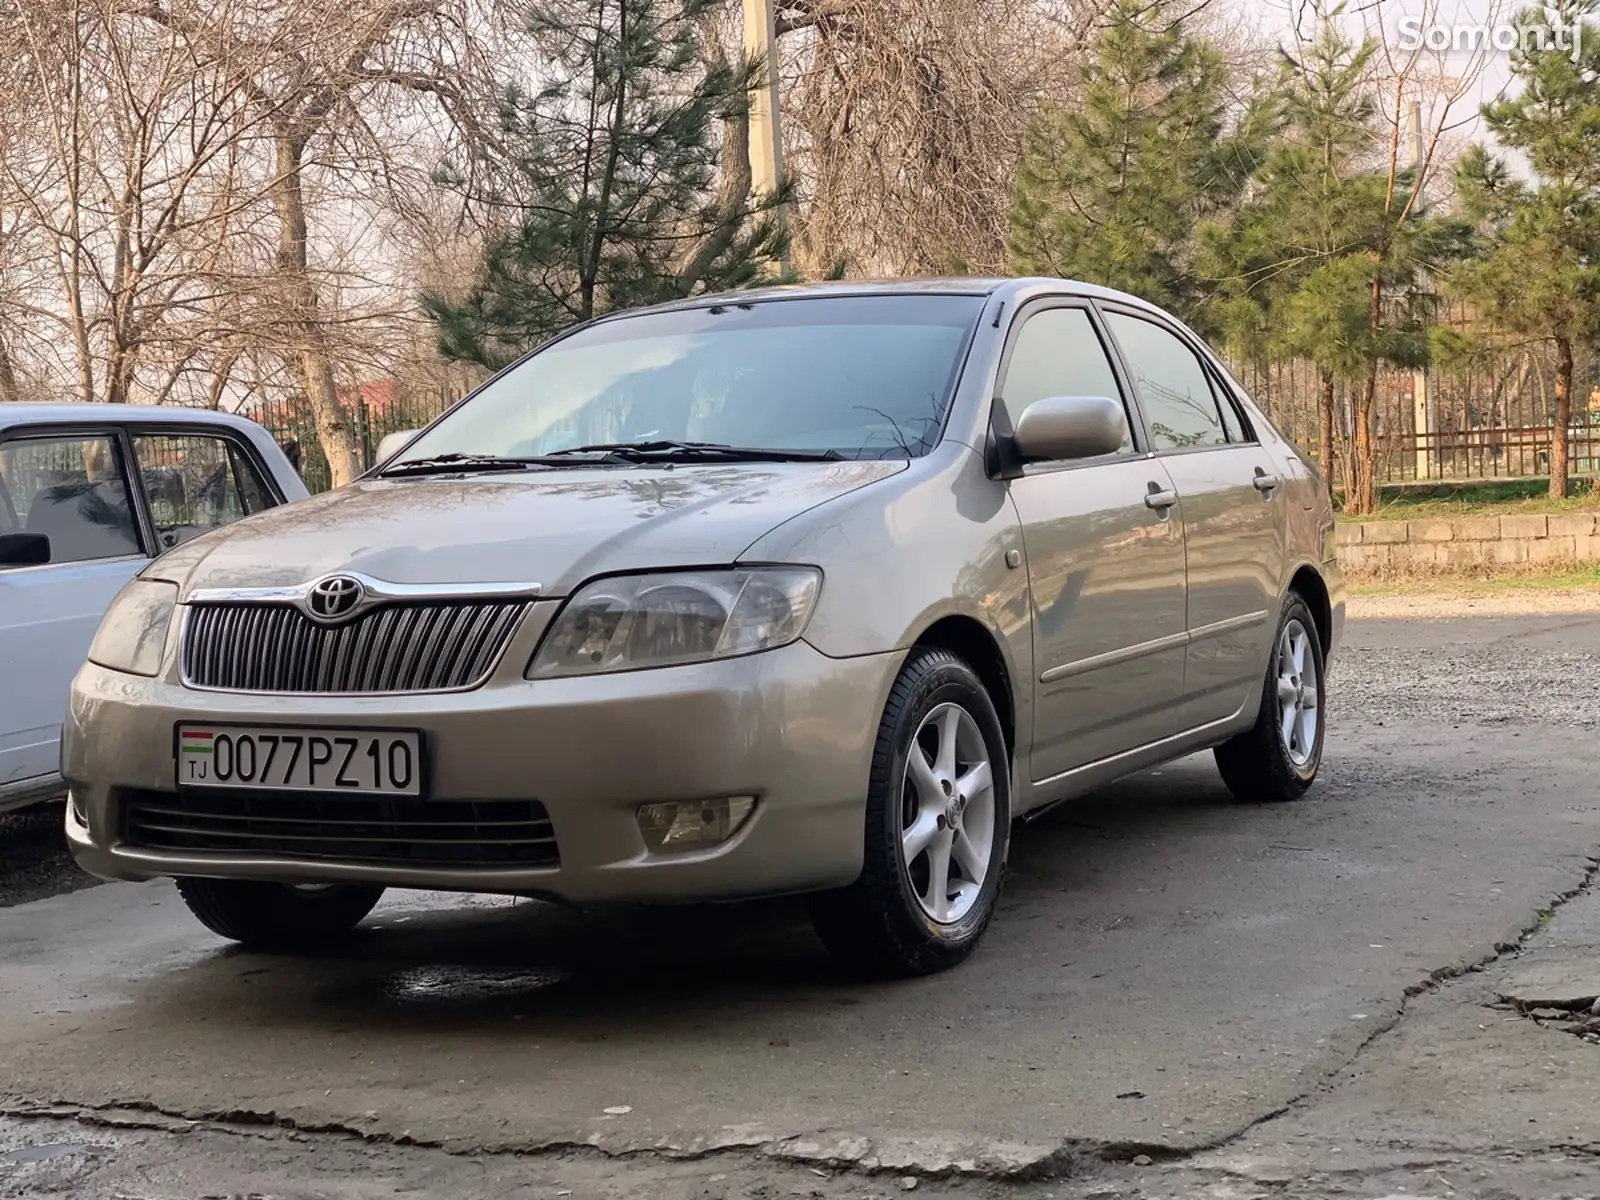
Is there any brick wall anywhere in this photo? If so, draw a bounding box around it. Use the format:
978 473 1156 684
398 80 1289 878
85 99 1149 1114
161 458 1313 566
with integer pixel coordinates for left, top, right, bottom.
1336 513 1600 576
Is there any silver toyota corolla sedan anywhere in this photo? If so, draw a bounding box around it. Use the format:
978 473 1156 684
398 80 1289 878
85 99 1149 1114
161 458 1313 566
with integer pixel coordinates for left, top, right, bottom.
63 277 1343 976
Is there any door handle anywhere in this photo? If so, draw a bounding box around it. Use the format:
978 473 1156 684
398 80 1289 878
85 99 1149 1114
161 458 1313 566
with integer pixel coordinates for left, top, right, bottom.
1144 487 1178 511
1252 469 1280 494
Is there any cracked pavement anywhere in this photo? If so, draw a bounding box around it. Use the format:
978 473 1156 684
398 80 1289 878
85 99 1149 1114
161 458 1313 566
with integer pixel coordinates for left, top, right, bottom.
3 600 1600 1199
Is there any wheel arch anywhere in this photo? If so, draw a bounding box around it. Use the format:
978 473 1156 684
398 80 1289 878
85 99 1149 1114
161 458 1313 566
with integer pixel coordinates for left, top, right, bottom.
1286 562 1333 659
910 614 1017 757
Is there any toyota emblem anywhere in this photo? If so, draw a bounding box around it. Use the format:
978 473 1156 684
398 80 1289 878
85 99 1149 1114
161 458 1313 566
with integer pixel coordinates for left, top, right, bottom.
305 574 365 622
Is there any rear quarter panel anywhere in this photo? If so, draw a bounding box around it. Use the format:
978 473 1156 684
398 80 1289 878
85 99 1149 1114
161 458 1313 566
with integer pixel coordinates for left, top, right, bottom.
1236 396 1343 660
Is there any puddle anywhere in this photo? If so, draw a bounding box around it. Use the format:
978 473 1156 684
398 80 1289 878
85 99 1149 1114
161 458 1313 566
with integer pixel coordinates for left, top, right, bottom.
385 963 573 1003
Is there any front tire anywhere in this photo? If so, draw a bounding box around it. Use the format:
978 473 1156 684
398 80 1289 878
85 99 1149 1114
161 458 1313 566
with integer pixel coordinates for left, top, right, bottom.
809 647 1011 977
1215 591 1326 803
176 878 384 947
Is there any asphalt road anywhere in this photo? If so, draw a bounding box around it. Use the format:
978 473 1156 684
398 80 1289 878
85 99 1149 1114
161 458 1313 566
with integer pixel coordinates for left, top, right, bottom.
3 604 1599 1197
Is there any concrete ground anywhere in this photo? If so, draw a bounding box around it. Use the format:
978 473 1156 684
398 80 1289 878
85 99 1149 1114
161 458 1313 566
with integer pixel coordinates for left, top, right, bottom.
3 599 1600 1199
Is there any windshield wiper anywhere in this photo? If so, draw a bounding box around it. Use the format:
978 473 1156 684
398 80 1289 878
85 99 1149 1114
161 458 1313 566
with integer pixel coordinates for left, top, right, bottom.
540 440 844 463
378 452 610 478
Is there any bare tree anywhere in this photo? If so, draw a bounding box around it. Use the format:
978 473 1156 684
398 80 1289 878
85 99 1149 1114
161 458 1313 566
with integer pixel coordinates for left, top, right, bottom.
773 0 1094 277
0 0 286 408
122 0 489 485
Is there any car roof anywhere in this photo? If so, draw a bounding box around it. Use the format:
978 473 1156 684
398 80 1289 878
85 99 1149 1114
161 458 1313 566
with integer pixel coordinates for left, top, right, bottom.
615 276 1170 319
0 402 270 437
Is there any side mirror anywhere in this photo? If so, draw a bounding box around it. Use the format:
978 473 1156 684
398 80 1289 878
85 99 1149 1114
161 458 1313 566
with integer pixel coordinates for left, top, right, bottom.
1011 396 1126 464
0 531 50 568
374 429 421 466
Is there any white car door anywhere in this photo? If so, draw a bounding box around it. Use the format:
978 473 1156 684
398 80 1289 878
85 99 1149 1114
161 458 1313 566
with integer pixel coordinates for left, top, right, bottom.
0 422 292 808
0 431 146 803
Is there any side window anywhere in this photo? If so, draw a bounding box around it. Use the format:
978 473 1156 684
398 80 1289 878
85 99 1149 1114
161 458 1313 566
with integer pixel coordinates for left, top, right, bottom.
1216 385 1247 443
998 307 1133 454
132 434 274 551
0 434 142 564
230 443 275 514
1104 312 1228 452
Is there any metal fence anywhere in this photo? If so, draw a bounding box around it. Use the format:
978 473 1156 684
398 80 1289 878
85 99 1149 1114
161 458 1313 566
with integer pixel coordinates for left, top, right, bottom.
249 387 460 494
1231 302 1600 487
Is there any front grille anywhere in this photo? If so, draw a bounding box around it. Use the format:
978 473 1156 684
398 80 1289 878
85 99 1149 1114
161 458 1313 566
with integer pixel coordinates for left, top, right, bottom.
181 600 528 693
122 788 560 868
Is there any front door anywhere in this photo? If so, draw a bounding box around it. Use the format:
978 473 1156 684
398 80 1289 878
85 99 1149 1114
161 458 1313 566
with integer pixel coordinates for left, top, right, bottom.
996 301 1190 783
1101 309 1285 726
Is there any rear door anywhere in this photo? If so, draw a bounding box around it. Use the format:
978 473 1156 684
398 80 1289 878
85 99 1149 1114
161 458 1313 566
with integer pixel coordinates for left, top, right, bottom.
126 426 281 552
0 431 146 794
1099 307 1286 727
997 300 1190 782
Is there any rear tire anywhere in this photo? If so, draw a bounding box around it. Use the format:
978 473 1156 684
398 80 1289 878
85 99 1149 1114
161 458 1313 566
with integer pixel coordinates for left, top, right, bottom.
809 646 1011 977
175 878 384 947
1215 591 1326 803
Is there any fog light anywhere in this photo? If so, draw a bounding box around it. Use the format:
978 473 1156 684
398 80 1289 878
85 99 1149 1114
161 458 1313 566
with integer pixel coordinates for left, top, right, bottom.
637 797 755 853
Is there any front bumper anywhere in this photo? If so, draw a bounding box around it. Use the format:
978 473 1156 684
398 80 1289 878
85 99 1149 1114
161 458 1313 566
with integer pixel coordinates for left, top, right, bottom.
64 636 902 904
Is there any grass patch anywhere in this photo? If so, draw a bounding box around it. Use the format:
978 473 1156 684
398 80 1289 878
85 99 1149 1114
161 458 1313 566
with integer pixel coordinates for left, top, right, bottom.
1349 563 1600 597
1343 477 1600 522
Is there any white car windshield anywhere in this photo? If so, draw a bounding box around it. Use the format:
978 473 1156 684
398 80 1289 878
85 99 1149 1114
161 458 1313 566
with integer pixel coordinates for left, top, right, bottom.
393 294 984 465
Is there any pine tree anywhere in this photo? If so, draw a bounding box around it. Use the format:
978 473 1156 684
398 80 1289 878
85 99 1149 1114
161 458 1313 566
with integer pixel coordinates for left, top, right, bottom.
1200 4 1466 510
1005 0 1270 323
1453 0 1600 499
424 0 791 370
1197 8 1378 492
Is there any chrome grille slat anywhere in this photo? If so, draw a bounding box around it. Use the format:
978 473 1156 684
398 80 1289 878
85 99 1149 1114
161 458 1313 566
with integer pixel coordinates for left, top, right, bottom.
181 599 529 694
471 607 522 682
393 606 435 692
450 605 499 684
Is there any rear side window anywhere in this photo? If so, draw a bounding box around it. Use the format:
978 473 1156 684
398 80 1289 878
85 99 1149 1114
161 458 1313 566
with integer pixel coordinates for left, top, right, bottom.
132 434 274 551
0 434 142 564
1104 312 1228 452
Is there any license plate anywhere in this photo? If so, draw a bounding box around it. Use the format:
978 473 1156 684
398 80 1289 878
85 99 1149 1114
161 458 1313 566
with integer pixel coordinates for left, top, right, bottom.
175 724 424 797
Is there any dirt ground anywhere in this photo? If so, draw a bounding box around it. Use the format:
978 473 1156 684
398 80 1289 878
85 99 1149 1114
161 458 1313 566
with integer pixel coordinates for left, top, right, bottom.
4 594 1600 1200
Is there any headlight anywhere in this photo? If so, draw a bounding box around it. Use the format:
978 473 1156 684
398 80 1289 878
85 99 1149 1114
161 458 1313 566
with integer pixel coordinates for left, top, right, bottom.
529 567 822 678
87 579 178 677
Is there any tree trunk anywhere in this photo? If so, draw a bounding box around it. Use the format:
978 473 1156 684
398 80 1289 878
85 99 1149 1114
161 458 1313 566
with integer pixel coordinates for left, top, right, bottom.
1317 370 1335 501
1345 271 1385 516
268 131 362 488
1337 386 1356 501
1350 374 1375 516
0 336 20 403
579 0 627 323
1550 335 1573 500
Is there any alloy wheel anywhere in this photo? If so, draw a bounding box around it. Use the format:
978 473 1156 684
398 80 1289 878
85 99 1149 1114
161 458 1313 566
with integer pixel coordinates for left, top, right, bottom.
1275 617 1320 766
899 702 997 924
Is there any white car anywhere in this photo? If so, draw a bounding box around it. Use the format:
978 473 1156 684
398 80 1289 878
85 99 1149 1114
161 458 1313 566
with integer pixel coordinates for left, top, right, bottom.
0 404 308 813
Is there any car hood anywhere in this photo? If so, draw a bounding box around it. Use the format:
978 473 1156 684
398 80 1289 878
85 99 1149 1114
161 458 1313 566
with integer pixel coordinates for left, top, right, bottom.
148 460 906 597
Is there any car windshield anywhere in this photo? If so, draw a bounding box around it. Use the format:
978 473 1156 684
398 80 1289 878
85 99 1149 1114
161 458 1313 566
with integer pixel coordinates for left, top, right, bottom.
392 294 984 465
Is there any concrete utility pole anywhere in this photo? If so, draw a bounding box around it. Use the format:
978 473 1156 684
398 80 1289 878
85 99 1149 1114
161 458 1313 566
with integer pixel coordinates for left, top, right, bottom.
1408 99 1434 481
743 0 790 276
